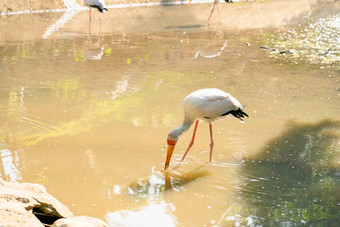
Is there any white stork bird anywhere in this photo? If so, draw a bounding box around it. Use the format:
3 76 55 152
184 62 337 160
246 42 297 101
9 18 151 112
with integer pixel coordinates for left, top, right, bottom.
164 88 248 170
83 0 108 37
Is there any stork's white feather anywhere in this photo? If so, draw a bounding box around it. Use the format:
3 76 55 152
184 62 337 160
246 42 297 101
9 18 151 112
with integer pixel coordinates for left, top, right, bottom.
83 0 106 10
167 88 245 141
183 88 242 123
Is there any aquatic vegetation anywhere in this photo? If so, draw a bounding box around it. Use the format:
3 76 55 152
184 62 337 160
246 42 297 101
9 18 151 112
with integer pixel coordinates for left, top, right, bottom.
265 14 340 69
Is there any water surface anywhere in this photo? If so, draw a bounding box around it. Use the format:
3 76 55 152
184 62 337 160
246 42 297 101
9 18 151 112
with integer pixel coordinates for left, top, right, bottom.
0 1 339 226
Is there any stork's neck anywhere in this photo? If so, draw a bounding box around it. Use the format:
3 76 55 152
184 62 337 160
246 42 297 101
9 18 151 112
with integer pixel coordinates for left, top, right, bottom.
167 117 194 141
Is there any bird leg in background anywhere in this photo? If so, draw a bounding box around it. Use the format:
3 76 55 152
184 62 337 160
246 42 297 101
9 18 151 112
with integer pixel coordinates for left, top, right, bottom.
209 124 214 163
99 13 102 39
88 9 92 41
207 0 220 23
181 120 199 162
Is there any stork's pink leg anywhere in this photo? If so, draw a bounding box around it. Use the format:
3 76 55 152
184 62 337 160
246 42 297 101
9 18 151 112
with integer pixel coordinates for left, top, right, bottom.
209 123 214 163
181 120 199 162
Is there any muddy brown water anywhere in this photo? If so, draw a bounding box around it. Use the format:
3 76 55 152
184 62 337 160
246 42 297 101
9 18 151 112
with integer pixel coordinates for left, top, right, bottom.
0 1 339 226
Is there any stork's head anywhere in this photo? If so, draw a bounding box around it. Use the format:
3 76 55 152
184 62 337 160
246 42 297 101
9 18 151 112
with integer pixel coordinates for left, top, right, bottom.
164 119 192 170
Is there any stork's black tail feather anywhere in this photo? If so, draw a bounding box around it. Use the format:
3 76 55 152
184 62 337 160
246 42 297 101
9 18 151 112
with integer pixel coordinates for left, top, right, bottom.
222 109 249 121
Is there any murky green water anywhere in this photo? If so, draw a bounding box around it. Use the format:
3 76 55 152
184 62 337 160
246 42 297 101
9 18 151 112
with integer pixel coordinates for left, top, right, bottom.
0 1 339 226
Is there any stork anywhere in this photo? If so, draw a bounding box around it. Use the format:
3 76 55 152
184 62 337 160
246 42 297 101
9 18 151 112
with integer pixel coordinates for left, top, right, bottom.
164 88 248 170
83 0 108 38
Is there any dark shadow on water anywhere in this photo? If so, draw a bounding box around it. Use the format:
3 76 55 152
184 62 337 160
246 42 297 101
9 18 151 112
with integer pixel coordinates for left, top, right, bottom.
164 24 205 29
222 119 340 226
160 0 186 6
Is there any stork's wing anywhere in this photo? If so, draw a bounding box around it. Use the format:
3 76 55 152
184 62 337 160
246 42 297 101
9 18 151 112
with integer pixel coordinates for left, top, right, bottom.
185 94 235 119
183 88 248 121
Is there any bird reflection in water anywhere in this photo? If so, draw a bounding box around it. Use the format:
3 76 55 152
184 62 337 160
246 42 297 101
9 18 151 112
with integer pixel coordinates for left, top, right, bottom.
163 165 211 191
128 165 211 197
194 40 228 59
186 32 230 59
82 40 104 60
82 22 105 60
81 1 107 60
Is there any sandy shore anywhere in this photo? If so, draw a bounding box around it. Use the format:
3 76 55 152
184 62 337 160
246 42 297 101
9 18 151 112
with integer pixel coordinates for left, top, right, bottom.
0 0 65 12
0 0 181 14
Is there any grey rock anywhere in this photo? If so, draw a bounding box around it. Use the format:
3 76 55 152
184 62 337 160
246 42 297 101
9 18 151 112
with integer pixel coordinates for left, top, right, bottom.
0 179 73 227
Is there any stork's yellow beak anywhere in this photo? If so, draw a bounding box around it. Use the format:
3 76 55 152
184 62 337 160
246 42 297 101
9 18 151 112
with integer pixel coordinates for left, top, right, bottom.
164 139 177 170
189 0 192 6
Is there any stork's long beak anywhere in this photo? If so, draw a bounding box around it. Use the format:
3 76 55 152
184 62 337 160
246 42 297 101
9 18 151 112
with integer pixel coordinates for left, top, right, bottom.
164 139 177 170
189 0 192 6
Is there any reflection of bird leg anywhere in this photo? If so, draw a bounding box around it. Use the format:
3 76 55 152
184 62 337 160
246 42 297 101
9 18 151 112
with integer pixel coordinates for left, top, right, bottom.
209 123 214 163
96 35 101 45
99 13 102 39
194 51 201 59
186 36 194 54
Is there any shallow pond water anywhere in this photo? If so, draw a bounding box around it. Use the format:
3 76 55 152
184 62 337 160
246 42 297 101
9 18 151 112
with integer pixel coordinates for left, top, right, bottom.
0 1 339 226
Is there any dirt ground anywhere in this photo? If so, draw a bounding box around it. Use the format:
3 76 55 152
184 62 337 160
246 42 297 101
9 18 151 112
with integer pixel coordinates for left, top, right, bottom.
0 0 170 14
0 0 65 12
